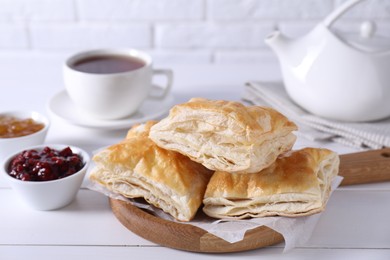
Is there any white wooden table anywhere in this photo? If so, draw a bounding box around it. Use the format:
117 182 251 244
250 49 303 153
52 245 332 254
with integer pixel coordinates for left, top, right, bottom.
1 63 389 259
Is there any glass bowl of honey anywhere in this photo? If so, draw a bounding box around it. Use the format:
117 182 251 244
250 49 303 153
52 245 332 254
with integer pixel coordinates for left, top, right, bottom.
0 111 50 160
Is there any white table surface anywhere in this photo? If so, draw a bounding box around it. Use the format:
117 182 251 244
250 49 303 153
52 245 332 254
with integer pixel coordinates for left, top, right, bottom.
1 63 389 260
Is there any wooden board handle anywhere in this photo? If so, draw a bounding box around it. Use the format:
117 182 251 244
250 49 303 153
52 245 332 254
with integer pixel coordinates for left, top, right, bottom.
339 148 390 186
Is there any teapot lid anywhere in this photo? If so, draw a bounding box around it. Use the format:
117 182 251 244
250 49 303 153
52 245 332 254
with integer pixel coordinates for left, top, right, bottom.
335 21 390 52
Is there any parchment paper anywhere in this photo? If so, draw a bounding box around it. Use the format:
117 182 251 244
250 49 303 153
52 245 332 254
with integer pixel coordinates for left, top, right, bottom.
86 165 342 253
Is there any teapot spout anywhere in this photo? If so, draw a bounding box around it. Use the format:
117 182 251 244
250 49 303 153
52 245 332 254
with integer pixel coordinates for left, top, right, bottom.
265 30 291 61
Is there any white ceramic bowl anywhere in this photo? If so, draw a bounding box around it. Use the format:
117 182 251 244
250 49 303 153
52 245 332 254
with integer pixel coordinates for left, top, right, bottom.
1 144 90 210
0 111 50 160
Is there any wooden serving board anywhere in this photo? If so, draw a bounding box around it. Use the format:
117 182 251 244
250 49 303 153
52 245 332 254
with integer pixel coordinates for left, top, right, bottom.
110 199 283 253
338 148 390 185
110 148 390 253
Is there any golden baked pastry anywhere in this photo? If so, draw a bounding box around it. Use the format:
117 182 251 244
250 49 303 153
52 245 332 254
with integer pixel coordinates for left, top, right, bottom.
149 98 297 174
203 148 339 219
89 121 213 222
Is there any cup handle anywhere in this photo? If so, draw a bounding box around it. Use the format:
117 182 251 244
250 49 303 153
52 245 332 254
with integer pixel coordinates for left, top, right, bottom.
149 69 173 99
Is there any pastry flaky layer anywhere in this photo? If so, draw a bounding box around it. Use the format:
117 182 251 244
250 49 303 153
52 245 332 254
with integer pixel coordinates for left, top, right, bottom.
89 121 213 222
149 98 298 174
203 148 340 219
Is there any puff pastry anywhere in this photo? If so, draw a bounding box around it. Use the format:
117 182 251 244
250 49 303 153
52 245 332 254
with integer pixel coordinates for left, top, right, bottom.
89 121 213 222
203 148 339 219
149 98 297 173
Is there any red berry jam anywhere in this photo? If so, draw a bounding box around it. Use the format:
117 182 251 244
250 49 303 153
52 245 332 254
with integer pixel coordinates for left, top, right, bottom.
8 146 84 182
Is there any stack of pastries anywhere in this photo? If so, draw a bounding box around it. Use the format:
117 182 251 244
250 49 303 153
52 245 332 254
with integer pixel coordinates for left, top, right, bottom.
89 98 340 221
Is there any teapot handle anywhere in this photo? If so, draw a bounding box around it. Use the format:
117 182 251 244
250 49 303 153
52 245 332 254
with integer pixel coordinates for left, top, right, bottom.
323 0 366 28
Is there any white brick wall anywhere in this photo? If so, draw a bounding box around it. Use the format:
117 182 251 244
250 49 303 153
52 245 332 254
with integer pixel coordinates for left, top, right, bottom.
30 23 151 49
77 0 204 21
0 0 74 21
0 25 28 48
155 22 273 49
208 0 334 20
0 0 389 67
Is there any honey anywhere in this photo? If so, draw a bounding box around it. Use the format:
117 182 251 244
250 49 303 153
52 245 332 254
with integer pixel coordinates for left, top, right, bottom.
0 115 44 138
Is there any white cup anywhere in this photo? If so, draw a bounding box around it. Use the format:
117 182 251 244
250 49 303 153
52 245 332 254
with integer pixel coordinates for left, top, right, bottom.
63 49 173 120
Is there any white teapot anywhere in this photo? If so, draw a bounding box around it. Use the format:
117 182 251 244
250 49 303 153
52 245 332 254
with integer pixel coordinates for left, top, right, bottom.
265 0 390 122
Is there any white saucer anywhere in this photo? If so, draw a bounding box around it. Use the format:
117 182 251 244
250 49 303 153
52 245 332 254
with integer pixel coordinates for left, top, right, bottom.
47 90 175 130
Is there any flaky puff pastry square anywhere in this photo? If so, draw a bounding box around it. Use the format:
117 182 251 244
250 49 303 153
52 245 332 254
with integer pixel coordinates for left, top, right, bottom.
149 98 297 174
89 121 213 222
203 148 339 219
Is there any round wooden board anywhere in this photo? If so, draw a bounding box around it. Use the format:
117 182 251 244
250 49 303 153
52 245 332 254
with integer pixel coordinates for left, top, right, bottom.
109 198 284 253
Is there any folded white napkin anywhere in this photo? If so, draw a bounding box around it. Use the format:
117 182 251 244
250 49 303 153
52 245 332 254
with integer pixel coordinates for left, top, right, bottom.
243 81 390 149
